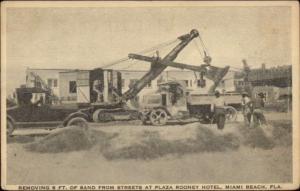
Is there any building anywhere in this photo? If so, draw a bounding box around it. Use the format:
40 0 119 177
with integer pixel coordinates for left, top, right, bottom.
249 64 292 87
26 68 75 97
25 67 244 104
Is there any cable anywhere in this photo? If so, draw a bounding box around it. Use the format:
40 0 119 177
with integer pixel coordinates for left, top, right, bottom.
102 57 130 69
198 36 209 56
193 40 204 58
102 38 178 69
230 66 244 71
137 38 179 55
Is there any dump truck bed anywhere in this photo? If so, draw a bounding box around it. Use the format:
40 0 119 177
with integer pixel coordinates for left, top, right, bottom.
188 93 241 105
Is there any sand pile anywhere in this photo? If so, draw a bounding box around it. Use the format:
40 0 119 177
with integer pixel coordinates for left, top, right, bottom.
24 126 116 153
270 120 292 147
238 125 275 149
23 120 291 159
101 126 240 160
232 120 292 149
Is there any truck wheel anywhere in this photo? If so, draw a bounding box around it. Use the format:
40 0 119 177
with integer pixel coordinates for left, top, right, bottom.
92 109 101 122
225 106 237 122
7 120 15 136
139 112 148 125
150 109 168 126
67 117 88 129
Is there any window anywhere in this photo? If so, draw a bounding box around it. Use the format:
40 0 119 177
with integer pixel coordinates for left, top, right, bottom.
47 79 58 88
146 81 152 88
69 81 77 93
184 80 189 87
47 79 53 88
129 79 138 87
197 79 206 88
256 92 267 102
53 79 58 87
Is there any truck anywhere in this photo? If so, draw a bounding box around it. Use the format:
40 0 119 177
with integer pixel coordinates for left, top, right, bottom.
63 29 240 126
7 29 242 135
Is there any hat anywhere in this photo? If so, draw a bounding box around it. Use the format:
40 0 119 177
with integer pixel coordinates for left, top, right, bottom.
241 91 248 96
214 90 220 95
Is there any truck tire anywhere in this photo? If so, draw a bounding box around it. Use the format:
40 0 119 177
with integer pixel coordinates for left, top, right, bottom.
225 106 237 122
67 117 88 129
7 120 15 136
149 108 168 126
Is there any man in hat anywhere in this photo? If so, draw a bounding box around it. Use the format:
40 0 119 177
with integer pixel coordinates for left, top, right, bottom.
252 92 267 126
211 90 226 130
241 91 252 126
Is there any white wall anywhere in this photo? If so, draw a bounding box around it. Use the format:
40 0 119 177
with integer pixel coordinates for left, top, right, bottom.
26 68 72 97
58 71 78 103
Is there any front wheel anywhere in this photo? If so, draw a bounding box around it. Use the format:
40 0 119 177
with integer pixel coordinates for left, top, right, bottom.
149 109 168 126
67 117 88 129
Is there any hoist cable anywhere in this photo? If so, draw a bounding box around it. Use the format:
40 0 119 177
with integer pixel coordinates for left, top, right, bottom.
137 38 179 55
230 66 244 71
102 57 130 68
198 36 209 56
102 38 178 69
193 40 204 58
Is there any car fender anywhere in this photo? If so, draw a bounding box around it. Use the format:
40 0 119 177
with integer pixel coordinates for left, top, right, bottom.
152 106 171 116
7 115 16 124
63 111 90 127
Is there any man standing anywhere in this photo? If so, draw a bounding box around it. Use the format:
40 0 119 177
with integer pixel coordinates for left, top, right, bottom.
211 90 226 130
252 92 267 126
93 80 104 102
241 92 252 126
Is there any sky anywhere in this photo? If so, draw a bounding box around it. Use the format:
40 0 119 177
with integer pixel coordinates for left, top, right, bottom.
4 4 292 94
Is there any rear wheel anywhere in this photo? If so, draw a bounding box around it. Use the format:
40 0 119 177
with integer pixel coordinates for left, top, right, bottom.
149 109 168 126
7 120 14 136
67 117 88 129
225 106 237 122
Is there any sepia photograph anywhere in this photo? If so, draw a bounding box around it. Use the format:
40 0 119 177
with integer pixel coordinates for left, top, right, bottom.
1 1 299 190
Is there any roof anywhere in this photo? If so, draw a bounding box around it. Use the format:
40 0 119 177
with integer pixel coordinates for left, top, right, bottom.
26 68 75 71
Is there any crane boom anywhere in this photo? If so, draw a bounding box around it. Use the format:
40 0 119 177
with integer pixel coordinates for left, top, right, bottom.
128 54 208 72
121 29 199 101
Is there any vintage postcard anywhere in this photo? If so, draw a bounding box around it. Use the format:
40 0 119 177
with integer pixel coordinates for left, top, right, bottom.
1 1 299 190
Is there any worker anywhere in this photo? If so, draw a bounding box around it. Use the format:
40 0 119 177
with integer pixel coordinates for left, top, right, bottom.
93 80 104 102
252 92 267 127
241 92 252 126
211 90 226 130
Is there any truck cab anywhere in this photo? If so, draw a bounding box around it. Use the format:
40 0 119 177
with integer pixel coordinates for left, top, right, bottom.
140 81 190 125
